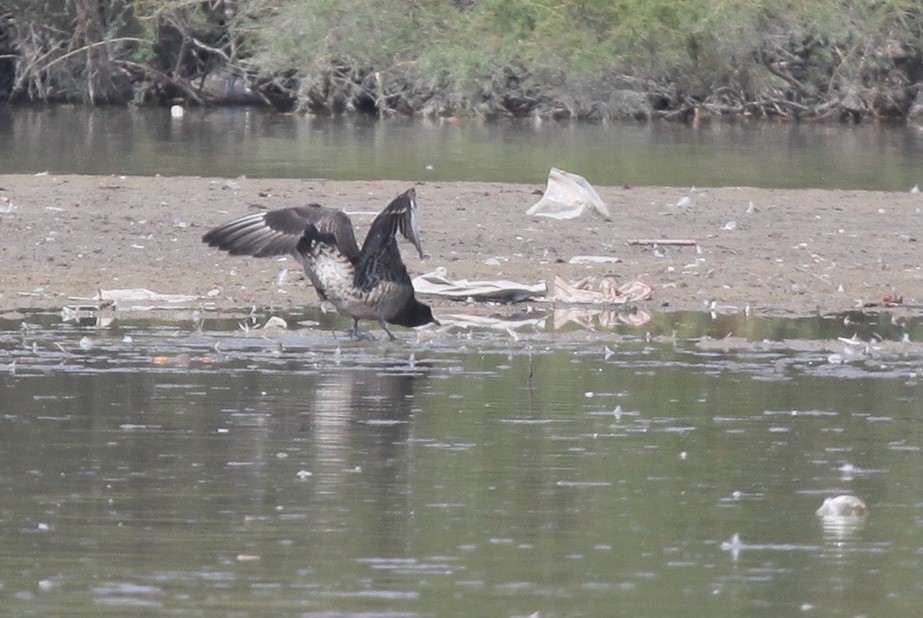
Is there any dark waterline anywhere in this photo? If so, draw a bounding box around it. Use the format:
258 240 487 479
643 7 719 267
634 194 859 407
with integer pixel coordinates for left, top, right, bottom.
1 106 922 190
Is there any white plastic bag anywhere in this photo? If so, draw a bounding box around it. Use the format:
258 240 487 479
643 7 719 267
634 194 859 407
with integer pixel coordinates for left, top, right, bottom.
412 267 546 302
526 168 611 220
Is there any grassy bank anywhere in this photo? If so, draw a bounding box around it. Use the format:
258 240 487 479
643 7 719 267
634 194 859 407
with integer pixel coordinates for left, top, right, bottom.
2 0 922 121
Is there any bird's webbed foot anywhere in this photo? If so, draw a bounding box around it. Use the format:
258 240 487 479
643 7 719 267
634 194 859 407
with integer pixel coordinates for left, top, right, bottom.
347 320 377 341
350 329 377 342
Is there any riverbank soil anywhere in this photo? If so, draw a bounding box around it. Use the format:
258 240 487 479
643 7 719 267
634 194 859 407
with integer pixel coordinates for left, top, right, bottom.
0 174 919 319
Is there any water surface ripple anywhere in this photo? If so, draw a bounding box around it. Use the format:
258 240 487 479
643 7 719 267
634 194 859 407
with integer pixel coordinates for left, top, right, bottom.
0 308 921 616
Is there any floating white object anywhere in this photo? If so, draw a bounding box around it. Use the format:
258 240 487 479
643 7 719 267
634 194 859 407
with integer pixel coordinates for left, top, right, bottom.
170 104 184 118
261 316 288 330
526 167 611 220
816 494 867 518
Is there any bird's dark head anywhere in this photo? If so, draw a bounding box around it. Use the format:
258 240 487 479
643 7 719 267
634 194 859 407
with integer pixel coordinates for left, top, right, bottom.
391 299 440 329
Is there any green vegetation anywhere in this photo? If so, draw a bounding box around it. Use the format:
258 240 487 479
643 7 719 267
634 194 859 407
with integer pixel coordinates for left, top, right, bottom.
2 0 922 120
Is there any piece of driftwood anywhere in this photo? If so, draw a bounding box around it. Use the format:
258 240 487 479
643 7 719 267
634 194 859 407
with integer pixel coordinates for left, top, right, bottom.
626 239 698 246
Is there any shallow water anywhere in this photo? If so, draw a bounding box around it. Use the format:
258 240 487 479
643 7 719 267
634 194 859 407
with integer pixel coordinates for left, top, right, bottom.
1 106 922 189
1 308 922 616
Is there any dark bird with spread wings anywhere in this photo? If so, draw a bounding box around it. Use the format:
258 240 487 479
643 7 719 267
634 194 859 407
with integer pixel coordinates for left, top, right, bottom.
202 188 438 340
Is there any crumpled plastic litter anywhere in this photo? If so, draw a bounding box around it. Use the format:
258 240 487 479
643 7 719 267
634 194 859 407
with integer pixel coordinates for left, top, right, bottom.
413 268 546 302
414 270 653 307
550 276 652 304
94 288 200 309
63 288 200 325
568 255 621 265
526 167 611 220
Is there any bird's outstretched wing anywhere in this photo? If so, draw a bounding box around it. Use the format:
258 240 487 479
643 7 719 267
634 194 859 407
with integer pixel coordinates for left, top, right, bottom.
202 189 436 339
202 204 361 259
359 188 423 260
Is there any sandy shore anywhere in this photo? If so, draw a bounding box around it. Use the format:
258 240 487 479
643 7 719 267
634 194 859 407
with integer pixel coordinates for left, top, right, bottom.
0 174 919 320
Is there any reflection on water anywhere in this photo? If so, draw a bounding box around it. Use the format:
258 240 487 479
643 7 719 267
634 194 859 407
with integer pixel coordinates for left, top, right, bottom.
1 308 922 616
1 106 922 189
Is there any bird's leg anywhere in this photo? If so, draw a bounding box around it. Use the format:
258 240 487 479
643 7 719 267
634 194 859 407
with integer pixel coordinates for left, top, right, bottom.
378 318 397 341
349 318 376 342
